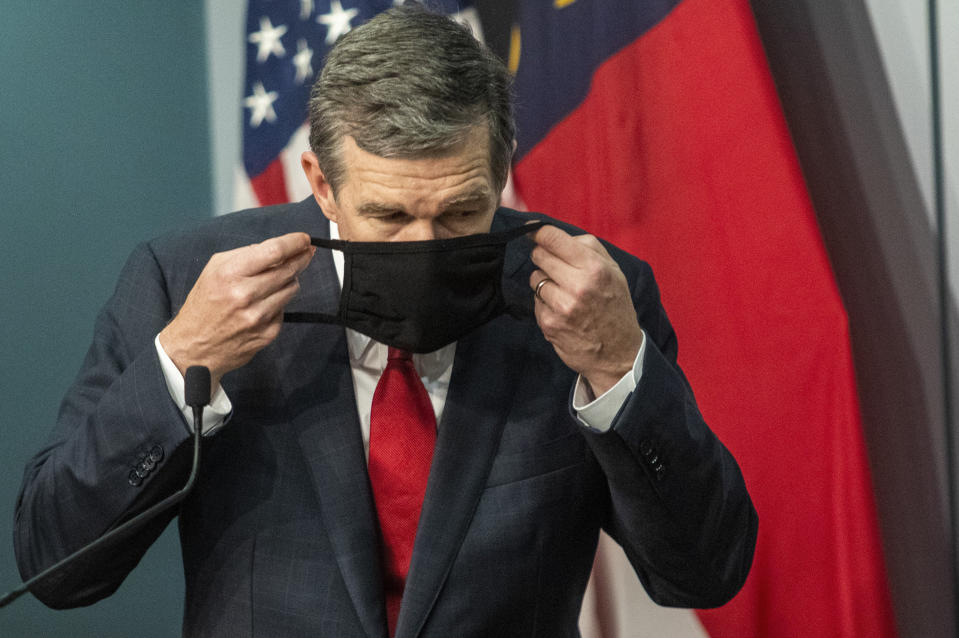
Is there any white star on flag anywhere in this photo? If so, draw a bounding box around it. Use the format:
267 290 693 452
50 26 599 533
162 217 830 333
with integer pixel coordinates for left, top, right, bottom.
243 81 279 127
248 16 288 63
293 39 314 84
317 0 359 45
300 0 314 20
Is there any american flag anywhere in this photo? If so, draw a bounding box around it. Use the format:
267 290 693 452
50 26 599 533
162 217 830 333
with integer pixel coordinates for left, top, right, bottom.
238 0 481 209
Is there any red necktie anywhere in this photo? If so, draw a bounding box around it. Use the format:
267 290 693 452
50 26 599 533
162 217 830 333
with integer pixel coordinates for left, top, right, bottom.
368 347 437 636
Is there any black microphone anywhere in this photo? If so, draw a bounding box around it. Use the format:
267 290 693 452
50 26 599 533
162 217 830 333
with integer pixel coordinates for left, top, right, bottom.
185 364 211 422
0 366 211 608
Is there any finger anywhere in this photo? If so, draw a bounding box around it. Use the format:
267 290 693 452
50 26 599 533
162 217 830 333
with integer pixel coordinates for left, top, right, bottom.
529 269 574 313
256 273 303 320
532 290 578 346
530 243 581 289
532 226 613 269
255 238 315 278
571 232 610 258
229 275 302 340
281 242 316 276
532 239 617 299
234 233 313 276
239 247 313 304
530 225 594 267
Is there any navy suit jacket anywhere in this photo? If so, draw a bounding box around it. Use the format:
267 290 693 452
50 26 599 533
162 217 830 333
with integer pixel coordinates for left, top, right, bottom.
15 198 756 637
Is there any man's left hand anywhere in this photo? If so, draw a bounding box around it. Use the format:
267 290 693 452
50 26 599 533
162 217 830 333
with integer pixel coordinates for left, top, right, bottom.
529 225 644 397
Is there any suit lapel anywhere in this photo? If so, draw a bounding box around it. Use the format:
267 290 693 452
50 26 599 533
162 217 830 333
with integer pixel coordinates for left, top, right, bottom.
395 233 537 638
283 245 388 638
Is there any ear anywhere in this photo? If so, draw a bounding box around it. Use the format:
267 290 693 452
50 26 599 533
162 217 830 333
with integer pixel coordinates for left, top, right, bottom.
301 151 339 223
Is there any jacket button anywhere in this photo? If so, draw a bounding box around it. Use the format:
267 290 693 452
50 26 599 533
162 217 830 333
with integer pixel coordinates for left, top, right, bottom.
640 439 653 457
128 470 143 487
655 465 666 481
149 445 164 463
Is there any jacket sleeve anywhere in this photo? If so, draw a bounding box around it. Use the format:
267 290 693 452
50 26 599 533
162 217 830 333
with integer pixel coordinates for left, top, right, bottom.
13 241 195 609
580 253 758 609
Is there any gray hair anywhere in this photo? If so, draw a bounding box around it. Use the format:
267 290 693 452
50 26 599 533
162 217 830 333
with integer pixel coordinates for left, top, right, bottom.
307 4 514 195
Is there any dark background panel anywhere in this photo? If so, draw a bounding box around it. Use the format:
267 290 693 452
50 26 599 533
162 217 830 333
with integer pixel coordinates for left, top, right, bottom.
0 3 210 635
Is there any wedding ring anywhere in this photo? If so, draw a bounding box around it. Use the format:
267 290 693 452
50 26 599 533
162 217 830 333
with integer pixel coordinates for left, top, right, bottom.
534 277 553 301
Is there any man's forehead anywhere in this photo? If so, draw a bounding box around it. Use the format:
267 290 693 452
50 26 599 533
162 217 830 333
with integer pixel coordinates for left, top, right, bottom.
337 130 493 184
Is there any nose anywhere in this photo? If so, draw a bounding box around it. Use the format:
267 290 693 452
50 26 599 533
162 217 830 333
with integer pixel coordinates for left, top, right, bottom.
400 220 441 242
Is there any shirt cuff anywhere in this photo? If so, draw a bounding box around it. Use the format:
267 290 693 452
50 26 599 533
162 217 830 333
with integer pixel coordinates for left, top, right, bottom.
572 330 647 432
154 334 232 435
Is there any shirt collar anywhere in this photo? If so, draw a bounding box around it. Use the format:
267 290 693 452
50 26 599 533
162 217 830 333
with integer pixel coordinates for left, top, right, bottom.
329 220 372 360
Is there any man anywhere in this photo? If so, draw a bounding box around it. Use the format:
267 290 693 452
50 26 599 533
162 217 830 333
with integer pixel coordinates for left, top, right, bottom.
15 6 756 637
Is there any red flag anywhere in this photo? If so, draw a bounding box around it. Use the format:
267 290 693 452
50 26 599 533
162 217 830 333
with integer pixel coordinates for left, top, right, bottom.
510 0 897 635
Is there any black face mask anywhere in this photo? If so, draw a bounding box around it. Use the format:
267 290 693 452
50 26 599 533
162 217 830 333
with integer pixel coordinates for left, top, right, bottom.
284 221 546 353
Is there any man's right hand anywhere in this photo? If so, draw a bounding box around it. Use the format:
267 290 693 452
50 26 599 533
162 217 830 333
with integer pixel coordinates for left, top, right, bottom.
158 232 315 388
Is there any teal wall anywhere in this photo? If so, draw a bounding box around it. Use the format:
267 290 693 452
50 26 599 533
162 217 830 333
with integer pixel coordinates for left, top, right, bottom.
0 3 210 635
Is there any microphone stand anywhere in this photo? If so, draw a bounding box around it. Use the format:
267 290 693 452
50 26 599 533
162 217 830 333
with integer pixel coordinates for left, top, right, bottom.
0 366 211 608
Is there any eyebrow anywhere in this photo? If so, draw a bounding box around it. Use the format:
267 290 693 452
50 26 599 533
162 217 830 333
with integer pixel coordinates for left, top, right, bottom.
439 186 493 208
355 201 405 217
354 186 493 217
